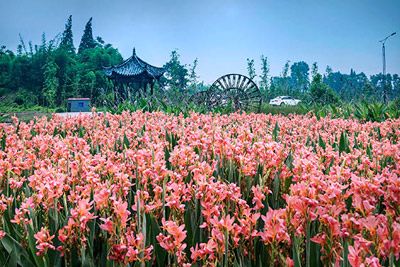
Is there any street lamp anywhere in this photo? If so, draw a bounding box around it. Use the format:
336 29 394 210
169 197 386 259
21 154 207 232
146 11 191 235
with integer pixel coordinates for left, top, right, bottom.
379 32 396 104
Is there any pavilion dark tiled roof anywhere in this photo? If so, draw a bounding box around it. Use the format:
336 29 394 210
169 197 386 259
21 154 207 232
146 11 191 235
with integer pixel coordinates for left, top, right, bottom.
104 48 165 78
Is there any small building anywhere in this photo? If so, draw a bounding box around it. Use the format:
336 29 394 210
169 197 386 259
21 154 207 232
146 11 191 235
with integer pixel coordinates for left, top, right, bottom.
103 48 165 100
67 98 90 112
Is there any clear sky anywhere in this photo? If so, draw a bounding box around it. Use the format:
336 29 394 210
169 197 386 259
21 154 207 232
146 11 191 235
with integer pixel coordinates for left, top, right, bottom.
1 0 399 83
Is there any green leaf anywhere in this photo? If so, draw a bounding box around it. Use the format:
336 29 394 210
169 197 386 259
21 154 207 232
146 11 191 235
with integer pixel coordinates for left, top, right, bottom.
0 234 35 267
306 221 311 267
1 132 6 151
353 133 359 149
0 235 19 266
339 132 350 154
366 143 373 159
318 135 326 150
52 127 58 137
30 128 37 137
79 126 85 138
310 221 322 267
285 151 294 170
272 173 280 209
306 136 312 147
292 236 302 267
147 214 166 267
272 122 279 142
375 127 382 141
342 238 349 267
27 224 45 267
184 204 194 248
123 132 130 149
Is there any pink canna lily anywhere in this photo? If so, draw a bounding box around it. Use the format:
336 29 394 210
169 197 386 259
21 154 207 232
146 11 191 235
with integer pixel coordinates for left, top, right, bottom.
34 227 55 256
259 209 290 245
100 217 114 234
0 111 399 265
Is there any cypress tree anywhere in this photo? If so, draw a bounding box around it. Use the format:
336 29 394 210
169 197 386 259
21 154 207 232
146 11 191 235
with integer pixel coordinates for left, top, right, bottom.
78 17 96 54
60 15 75 53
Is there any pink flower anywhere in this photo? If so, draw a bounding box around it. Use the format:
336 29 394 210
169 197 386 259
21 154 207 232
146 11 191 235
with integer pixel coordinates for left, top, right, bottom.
251 186 266 210
113 199 130 228
34 227 55 256
210 214 235 232
348 245 362 267
259 209 290 245
70 199 97 229
0 230 6 239
156 219 187 264
100 217 114 234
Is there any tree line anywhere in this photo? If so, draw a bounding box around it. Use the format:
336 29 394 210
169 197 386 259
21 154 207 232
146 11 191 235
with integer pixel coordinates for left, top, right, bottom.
0 16 123 110
246 57 399 105
0 15 398 111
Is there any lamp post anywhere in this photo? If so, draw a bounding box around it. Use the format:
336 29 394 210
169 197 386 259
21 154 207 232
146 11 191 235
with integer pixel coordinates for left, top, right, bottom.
379 32 396 104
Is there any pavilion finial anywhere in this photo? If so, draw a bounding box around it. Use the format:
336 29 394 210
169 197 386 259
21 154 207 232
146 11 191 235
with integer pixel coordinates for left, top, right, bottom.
132 47 136 56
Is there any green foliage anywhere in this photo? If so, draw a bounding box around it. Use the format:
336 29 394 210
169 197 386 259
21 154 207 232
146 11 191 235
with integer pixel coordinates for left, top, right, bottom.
107 96 209 117
246 58 256 80
311 62 318 78
272 122 279 142
78 18 96 54
163 50 189 93
339 131 351 154
308 101 399 122
0 46 14 89
42 60 59 107
268 60 292 98
361 82 375 102
1 14 399 114
0 15 123 110
260 103 309 115
354 102 388 122
325 69 374 102
290 61 310 93
259 55 270 98
266 60 310 99
310 73 339 105
59 15 75 54
187 58 202 95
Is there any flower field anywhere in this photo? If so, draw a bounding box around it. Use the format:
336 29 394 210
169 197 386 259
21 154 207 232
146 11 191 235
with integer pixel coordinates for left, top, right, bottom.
0 112 399 267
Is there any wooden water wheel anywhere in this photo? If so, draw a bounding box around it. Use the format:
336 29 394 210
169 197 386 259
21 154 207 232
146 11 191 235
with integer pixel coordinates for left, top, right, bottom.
205 74 262 111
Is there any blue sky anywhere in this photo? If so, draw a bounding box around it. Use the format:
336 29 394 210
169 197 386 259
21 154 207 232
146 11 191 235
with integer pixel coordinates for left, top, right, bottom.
1 0 399 83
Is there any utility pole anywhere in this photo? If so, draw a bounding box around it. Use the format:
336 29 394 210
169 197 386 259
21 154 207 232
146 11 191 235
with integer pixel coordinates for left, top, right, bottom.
379 32 396 104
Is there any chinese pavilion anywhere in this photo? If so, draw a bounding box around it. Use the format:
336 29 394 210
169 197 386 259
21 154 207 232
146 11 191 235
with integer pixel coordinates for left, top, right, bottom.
103 48 165 100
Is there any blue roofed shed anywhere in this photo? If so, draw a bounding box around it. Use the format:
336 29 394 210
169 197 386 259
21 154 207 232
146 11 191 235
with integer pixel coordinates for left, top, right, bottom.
67 98 91 112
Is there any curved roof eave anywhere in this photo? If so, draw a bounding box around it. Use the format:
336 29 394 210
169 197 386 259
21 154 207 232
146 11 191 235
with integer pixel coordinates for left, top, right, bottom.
103 50 165 78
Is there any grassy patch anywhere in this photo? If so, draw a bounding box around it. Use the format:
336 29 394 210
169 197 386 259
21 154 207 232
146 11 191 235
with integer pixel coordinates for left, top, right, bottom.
260 103 308 115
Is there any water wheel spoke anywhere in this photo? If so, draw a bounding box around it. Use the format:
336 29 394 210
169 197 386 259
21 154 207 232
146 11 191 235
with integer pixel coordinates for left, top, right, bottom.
222 76 230 89
234 75 241 88
216 80 225 91
192 74 262 111
225 75 232 88
231 75 236 88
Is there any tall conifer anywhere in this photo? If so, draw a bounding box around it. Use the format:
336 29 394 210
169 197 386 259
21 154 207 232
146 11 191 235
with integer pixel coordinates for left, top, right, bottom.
60 15 75 53
78 17 96 53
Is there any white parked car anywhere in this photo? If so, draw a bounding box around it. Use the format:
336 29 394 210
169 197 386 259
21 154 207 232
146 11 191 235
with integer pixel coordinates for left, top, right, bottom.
269 96 301 106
